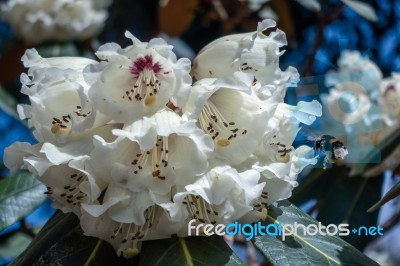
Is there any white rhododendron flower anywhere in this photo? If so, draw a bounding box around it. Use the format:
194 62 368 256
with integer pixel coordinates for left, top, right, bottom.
17 49 110 144
0 0 109 44
89 110 214 195
325 50 382 97
171 165 266 229
355 73 400 177
322 51 400 174
80 192 179 257
183 73 271 165
239 101 319 212
4 124 117 214
379 73 400 126
192 19 288 85
84 32 192 122
4 20 321 257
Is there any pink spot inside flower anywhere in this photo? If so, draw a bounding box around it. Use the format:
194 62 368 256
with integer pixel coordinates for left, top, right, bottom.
384 84 396 96
130 55 162 77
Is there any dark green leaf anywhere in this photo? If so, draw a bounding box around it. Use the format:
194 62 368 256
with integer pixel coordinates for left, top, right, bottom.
11 211 136 266
0 85 18 119
0 232 32 261
368 181 400 212
12 211 239 266
314 175 381 250
291 167 326 204
350 129 400 177
36 42 79 58
0 172 47 231
139 235 242 266
253 200 379 266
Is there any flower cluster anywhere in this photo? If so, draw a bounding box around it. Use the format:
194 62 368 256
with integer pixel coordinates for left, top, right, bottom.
4 19 319 257
323 50 400 176
0 0 111 44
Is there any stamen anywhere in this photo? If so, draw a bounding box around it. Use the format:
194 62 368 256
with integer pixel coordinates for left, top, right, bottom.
253 192 269 221
56 171 88 206
131 137 169 180
113 206 156 256
126 55 164 106
184 195 218 227
198 100 246 147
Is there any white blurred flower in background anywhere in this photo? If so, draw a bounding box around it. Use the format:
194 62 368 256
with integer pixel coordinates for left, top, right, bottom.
322 50 400 176
0 0 111 44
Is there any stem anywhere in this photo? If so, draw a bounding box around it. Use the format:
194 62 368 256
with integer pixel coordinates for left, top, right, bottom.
341 178 368 223
20 219 36 238
303 3 344 76
179 237 194 266
83 239 103 266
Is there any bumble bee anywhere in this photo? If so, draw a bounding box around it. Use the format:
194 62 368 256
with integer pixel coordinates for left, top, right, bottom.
307 134 348 169
312 135 348 160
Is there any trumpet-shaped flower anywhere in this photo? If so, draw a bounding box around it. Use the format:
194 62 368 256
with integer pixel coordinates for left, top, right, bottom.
84 32 192 122
81 186 180 257
4 124 117 214
192 19 288 86
18 49 110 144
170 164 266 229
183 73 270 165
90 110 213 195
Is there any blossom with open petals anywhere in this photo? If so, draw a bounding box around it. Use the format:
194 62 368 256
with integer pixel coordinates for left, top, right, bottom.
183 73 270 165
17 49 110 144
81 185 179 257
84 32 191 122
170 164 266 229
4 124 117 214
192 19 288 85
89 110 213 195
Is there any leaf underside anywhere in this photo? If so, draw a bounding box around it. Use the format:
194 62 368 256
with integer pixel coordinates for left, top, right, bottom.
368 180 400 212
253 200 379 266
0 172 47 231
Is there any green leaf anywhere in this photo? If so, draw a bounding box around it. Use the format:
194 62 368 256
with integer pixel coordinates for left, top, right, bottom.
253 200 379 266
350 129 400 177
36 42 80 58
368 181 400 212
0 172 47 231
291 167 326 204
139 235 242 266
12 211 240 265
314 176 381 250
0 85 19 119
11 211 136 266
0 232 33 261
